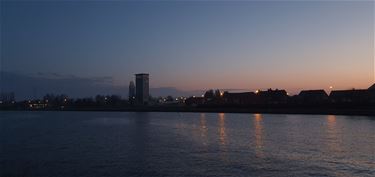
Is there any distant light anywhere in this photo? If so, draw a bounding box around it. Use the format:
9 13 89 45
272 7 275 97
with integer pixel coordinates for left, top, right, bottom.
193 96 196 98
255 90 260 94
329 86 333 89
175 98 178 101
220 92 224 96
201 94 204 97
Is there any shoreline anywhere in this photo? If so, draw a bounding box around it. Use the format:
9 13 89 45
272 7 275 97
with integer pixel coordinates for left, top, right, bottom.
2 107 375 116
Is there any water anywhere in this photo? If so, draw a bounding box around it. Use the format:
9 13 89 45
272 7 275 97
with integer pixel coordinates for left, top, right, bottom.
0 111 374 177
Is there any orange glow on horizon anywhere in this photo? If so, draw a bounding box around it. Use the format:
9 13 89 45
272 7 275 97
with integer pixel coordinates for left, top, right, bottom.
164 73 373 95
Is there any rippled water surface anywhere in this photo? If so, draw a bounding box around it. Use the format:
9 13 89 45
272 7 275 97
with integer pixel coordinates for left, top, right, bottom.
1 111 374 177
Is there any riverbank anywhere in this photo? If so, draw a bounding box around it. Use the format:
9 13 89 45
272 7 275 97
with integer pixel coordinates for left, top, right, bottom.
2 106 375 116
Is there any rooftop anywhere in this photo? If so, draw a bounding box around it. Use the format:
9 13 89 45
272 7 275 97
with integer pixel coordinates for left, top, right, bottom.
368 83 375 90
135 73 149 76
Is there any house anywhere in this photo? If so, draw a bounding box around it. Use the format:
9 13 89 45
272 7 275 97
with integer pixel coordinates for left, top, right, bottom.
185 97 206 107
329 89 371 105
257 89 288 105
297 90 329 105
222 92 257 105
0 92 15 104
368 83 375 90
367 83 375 104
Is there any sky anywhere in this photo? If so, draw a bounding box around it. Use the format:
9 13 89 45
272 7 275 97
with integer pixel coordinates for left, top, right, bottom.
1 1 374 98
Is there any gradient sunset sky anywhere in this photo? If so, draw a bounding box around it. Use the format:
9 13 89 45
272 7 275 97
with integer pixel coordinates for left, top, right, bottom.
1 1 374 94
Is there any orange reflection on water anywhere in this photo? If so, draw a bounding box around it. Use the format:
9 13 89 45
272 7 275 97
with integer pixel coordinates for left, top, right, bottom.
254 113 264 158
218 113 227 146
217 113 229 162
327 115 336 124
326 115 342 153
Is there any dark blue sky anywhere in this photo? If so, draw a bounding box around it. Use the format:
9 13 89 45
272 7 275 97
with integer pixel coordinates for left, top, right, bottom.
1 1 374 97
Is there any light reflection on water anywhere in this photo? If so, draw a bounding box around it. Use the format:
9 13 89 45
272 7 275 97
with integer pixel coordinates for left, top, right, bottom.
218 113 227 147
1 111 374 177
253 113 264 158
326 115 342 154
199 113 208 146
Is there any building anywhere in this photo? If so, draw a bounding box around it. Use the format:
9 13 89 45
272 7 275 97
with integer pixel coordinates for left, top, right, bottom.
135 73 149 105
329 89 371 105
223 92 257 105
128 81 136 103
367 84 375 103
368 83 375 104
185 97 206 107
257 89 288 105
0 92 15 104
297 90 329 105
368 83 375 90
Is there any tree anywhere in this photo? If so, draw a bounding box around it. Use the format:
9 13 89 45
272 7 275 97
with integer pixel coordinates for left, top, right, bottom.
166 95 174 102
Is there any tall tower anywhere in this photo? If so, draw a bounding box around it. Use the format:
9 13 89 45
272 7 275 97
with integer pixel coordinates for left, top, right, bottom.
128 81 136 104
135 73 149 105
